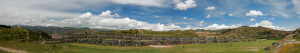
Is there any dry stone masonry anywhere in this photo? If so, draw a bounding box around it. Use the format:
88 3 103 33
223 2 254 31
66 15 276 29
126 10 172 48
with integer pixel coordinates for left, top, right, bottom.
45 33 256 46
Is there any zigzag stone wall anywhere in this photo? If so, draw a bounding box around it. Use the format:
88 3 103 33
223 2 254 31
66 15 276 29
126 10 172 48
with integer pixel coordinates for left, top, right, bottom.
45 34 256 46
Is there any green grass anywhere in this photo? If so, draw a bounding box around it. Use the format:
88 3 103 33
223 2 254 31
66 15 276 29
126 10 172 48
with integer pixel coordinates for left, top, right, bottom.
294 34 300 41
0 39 278 53
0 50 10 53
0 40 62 53
280 43 300 53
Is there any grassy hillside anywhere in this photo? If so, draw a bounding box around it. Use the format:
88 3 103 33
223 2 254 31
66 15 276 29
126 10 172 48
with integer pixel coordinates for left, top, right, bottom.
0 25 51 42
280 43 300 53
0 39 278 53
13 25 294 38
111 29 198 37
294 28 300 40
0 50 10 53
296 28 300 33
14 25 112 35
224 26 292 39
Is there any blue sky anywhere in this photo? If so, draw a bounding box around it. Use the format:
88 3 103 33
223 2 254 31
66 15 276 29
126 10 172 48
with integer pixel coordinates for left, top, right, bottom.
0 0 299 31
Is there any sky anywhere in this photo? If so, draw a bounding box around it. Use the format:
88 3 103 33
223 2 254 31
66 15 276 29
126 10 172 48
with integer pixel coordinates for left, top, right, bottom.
0 0 299 31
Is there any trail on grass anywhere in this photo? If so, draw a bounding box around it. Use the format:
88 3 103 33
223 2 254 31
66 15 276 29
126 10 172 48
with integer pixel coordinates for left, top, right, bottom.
0 46 28 53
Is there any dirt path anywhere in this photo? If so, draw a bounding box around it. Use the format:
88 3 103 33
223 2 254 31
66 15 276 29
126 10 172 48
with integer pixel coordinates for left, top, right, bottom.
0 46 28 53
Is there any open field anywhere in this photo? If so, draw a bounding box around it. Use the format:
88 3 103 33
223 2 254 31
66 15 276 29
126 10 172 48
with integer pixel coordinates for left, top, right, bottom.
280 43 300 53
0 40 278 53
0 50 10 53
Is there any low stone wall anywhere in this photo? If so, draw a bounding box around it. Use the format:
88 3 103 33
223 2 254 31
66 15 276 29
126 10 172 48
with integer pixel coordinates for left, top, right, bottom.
45 34 256 46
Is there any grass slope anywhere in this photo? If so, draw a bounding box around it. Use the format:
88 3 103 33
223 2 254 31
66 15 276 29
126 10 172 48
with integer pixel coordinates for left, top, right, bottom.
0 50 10 53
225 26 292 39
0 40 278 53
280 43 300 53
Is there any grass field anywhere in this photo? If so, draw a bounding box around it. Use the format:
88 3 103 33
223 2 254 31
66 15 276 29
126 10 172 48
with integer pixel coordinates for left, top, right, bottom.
0 50 10 53
0 40 278 53
280 43 300 53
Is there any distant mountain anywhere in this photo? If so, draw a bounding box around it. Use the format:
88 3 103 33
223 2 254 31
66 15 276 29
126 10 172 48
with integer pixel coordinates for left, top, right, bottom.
0 25 51 42
6 25 296 39
11 25 113 35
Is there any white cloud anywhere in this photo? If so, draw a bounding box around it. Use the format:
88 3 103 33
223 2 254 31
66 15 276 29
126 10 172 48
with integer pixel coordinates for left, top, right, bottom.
183 17 187 19
292 0 300 14
173 0 197 10
250 20 295 31
0 0 170 19
186 25 192 27
79 12 92 18
250 18 255 21
205 15 211 18
110 0 169 7
9 10 182 31
182 17 194 20
204 24 242 30
3 10 296 31
175 23 188 25
205 6 215 11
228 14 233 16
255 0 292 18
197 20 205 26
98 10 120 18
246 10 264 16
153 15 160 18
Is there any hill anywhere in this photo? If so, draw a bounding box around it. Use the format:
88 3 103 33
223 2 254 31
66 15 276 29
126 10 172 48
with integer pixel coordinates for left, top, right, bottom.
0 25 51 42
11 25 113 35
224 26 293 39
9 25 295 39
295 28 300 33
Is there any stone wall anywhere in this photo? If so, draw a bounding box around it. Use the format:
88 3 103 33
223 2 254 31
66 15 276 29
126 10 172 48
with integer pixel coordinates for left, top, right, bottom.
45 34 256 46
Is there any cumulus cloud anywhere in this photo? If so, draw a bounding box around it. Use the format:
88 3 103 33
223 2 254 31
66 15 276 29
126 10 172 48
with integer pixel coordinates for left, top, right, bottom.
183 17 187 19
250 20 294 31
228 14 233 16
0 0 170 19
293 0 300 14
255 0 293 18
250 18 255 21
246 10 264 16
182 17 194 20
205 6 215 11
12 10 182 31
153 15 160 18
0 10 248 31
3 10 295 31
197 20 205 26
204 24 242 30
205 15 211 18
110 0 169 7
98 10 120 18
173 0 197 10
